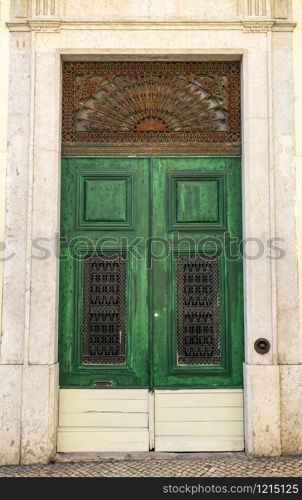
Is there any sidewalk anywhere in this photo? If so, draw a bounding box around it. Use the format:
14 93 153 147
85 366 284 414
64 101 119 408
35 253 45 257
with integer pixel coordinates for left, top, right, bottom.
0 453 302 477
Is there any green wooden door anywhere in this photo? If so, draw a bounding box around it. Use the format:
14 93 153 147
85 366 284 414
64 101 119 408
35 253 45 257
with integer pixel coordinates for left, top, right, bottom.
59 158 150 387
59 157 243 389
151 158 243 388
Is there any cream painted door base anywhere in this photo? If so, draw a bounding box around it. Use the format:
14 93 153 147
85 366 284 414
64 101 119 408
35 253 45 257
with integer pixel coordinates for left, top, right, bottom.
154 390 244 452
57 389 244 453
57 389 150 452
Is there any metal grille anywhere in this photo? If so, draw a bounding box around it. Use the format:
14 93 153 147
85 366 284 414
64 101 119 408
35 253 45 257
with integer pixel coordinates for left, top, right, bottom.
177 256 221 365
82 255 126 365
62 61 241 155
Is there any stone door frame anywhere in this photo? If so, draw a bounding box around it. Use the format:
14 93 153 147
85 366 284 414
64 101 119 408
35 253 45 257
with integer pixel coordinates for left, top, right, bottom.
1 0 301 464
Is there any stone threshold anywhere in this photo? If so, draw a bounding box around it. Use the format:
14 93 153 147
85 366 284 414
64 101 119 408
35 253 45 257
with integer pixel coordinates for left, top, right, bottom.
55 451 248 463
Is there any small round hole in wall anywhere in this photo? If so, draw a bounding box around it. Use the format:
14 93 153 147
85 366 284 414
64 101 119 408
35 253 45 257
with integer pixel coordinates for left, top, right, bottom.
254 338 270 355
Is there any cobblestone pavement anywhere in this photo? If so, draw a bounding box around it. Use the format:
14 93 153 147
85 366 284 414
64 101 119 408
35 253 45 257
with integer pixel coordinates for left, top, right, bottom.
0 454 302 477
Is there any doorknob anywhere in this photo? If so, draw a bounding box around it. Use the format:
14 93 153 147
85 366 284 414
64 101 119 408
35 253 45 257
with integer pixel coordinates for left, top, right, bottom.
154 313 159 318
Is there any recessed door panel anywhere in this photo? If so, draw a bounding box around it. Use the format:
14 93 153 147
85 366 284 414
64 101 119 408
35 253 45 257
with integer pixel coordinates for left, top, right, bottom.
168 172 226 230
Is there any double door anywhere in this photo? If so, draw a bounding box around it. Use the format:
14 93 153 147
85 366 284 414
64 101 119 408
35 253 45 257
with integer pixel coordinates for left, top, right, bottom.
58 157 244 452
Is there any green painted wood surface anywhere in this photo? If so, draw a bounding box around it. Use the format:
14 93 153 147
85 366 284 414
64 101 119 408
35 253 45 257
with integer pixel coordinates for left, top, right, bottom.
176 180 219 223
151 158 243 388
59 157 243 389
59 158 150 388
84 179 127 222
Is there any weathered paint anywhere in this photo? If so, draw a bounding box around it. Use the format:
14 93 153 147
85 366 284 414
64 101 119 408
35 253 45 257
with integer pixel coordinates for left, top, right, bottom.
152 158 243 388
57 388 244 452
59 157 243 389
59 158 150 387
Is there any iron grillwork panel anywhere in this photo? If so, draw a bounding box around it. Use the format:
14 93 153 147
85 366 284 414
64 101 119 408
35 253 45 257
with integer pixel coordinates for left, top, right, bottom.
62 61 241 155
177 256 221 365
83 255 126 365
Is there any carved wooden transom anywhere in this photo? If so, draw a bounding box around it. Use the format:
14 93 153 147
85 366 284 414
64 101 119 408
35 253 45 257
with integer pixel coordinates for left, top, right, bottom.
62 62 241 155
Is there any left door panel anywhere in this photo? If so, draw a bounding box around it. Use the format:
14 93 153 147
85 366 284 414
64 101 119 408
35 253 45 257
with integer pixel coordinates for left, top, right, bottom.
59 158 150 388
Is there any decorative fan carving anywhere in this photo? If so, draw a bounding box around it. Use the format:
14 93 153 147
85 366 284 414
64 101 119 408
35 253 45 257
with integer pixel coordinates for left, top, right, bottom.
62 62 241 155
75 74 228 134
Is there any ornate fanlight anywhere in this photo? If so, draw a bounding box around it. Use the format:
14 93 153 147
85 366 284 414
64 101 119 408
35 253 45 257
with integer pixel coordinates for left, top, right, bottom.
62 62 241 155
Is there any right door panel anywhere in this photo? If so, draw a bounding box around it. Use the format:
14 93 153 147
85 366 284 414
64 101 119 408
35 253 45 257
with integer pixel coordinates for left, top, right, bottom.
152 157 243 389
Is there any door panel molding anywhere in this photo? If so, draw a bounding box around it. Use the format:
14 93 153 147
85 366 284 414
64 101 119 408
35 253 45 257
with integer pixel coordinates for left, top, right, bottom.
167 171 227 231
76 170 134 231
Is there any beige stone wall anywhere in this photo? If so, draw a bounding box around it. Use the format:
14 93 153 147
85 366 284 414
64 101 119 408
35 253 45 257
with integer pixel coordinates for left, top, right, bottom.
0 0 301 464
0 0 10 332
293 0 302 354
